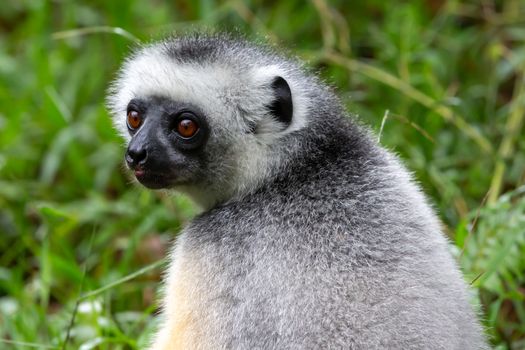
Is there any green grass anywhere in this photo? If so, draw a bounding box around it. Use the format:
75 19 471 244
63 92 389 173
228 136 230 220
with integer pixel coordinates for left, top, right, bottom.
1 0 524 348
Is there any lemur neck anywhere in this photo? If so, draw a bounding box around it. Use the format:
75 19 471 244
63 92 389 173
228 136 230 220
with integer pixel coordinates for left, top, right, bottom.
179 115 375 211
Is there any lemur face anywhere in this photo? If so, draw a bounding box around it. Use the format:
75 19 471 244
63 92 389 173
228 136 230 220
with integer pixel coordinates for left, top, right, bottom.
123 96 209 189
108 46 251 191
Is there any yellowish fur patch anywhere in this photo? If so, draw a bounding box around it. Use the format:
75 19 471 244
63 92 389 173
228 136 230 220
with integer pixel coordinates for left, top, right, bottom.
150 241 210 350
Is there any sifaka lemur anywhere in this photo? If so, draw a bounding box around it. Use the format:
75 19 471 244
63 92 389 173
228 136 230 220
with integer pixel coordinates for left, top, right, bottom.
107 33 488 349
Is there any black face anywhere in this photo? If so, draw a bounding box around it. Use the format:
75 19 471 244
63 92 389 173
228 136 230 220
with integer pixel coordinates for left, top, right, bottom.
124 97 209 189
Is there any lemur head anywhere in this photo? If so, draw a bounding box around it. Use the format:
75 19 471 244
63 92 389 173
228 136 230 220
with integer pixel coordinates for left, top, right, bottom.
107 34 329 208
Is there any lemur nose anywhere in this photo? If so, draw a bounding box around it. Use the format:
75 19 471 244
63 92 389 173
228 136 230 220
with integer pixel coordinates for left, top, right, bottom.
126 146 148 168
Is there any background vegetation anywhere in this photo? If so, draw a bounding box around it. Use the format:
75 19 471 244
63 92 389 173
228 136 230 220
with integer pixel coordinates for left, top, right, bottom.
1 0 524 348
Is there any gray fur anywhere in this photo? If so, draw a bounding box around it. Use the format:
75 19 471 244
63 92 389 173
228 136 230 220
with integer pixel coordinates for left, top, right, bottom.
108 33 488 349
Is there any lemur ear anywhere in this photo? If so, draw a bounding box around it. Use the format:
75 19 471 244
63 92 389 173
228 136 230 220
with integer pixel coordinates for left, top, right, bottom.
268 76 293 127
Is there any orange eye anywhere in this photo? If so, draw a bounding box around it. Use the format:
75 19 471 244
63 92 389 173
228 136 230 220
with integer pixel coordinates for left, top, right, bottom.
127 110 142 130
177 119 199 138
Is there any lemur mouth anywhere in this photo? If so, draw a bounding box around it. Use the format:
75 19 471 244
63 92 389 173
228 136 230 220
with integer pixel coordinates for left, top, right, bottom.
134 168 173 189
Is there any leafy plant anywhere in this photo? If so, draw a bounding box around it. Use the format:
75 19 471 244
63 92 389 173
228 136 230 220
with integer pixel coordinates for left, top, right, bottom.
1 1 523 348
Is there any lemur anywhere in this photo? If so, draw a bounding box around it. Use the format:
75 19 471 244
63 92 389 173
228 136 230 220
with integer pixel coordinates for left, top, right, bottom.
107 33 488 349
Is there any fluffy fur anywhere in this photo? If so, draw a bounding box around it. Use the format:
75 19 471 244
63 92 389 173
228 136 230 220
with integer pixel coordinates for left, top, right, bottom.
108 33 488 349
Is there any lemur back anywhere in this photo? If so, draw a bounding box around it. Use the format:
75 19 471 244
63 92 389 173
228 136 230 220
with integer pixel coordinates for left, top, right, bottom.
107 34 488 349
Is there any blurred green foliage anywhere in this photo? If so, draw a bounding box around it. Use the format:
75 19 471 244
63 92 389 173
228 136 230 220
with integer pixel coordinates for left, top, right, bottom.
0 0 524 349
